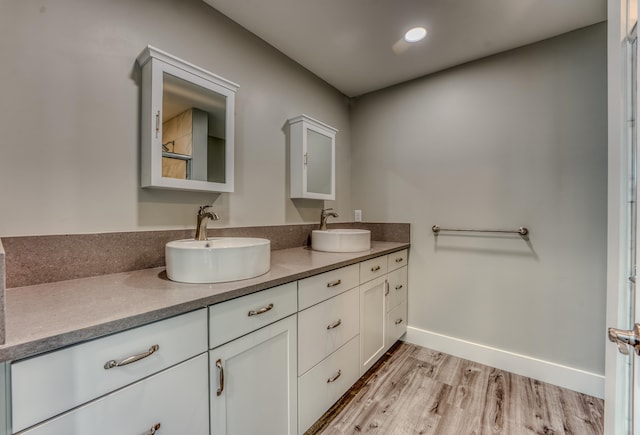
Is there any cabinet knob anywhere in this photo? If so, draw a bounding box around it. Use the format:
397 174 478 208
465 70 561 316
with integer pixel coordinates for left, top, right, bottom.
148 423 161 435
327 279 342 288
395 258 404 263
371 265 381 272
395 318 404 325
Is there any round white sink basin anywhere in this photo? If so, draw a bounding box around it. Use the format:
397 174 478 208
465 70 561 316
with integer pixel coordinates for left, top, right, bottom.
165 238 271 283
312 229 371 253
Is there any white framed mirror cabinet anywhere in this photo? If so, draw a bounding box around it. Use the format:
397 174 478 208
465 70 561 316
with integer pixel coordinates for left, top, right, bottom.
137 46 238 192
288 115 337 200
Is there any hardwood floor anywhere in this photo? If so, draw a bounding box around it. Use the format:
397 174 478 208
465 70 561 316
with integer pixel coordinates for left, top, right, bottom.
308 342 604 435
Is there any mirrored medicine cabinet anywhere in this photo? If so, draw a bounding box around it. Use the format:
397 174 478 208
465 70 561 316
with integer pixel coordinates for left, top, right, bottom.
137 46 238 192
288 115 337 200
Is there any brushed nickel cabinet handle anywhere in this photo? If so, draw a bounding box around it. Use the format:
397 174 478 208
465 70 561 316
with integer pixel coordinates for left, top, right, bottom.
371 265 381 272
104 344 160 369
216 359 224 396
395 284 403 290
148 423 161 434
395 318 404 325
395 258 404 263
327 319 342 330
327 369 342 383
248 303 274 317
327 279 342 287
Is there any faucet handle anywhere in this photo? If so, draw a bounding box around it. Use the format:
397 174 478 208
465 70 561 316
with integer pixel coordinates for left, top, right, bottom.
199 205 213 215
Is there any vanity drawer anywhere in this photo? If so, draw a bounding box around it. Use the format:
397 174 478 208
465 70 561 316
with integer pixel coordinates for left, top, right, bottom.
20 354 209 435
388 249 408 272
11 309 207 433
209 282 297 349
298 264 359 310
298 287 359 375
298 336 360 435
359 255 388 284
386 300 408 346
386 266 408 312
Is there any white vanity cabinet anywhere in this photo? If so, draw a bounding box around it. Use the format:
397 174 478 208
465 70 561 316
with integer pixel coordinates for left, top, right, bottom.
209 284 298 435
3 247 409 435
11 309 207 433
288 115 337 200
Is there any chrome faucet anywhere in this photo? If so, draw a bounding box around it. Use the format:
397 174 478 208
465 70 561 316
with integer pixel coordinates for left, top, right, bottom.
195 205 220 241
319 208 338 230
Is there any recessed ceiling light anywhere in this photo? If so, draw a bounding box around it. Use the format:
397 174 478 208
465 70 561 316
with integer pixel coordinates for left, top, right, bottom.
404 27 427 43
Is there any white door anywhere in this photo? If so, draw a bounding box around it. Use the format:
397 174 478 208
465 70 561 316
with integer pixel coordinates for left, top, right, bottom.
210 315 297 435
606 1 639 433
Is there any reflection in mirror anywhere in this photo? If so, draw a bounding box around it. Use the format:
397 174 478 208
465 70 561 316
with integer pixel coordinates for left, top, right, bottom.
162 73 227 183
306 129 332 195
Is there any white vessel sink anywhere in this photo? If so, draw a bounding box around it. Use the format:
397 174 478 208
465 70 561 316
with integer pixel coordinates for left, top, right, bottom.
312 229 371 253
165 238 271 283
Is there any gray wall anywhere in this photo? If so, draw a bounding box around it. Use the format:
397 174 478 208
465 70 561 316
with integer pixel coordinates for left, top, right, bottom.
350 24 607 374
0 0 351 236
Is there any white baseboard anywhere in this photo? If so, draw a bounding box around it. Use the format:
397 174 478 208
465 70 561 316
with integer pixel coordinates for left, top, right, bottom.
403 326 604 399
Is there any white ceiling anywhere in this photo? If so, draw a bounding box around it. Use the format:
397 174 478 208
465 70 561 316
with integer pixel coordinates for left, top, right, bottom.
203 0 606 97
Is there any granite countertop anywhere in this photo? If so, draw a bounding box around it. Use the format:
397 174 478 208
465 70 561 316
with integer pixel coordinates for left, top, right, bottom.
0 241 409 362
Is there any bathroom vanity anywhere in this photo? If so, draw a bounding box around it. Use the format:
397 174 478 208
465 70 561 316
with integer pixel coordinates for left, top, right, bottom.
0 242 408 435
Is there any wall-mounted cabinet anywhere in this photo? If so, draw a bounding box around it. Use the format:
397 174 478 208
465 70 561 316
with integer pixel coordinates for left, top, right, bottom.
137 46 238 193
288 115 337 200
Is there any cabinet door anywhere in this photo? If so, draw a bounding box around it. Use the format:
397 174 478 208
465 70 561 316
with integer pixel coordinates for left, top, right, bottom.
210 315 297 435
298 287 359 375
288 115 337 200
386 300 408 350
359 276 386 374
298 336 360 435
12 309 207 433
386 266 408 312
20 354 209 435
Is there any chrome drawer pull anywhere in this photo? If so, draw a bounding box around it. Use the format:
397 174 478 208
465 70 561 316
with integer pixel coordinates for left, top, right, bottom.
327 279 342 287
327 319 342 330
371 265 381 272
148 423 161 434
327 369 342 383
104 344 160 369
248 303 274 317
395 284 403 290
395 258 404 263
216 359 224 396
395 318 404 325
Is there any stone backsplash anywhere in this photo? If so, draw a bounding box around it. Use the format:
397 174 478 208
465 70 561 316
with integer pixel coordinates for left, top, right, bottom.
1 222 409 289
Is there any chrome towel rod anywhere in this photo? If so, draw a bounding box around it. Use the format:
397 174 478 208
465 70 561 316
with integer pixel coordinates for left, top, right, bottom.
432 225 529 236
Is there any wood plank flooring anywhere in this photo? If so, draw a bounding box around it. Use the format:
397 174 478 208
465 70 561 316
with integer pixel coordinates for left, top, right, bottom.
307 342 604 435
